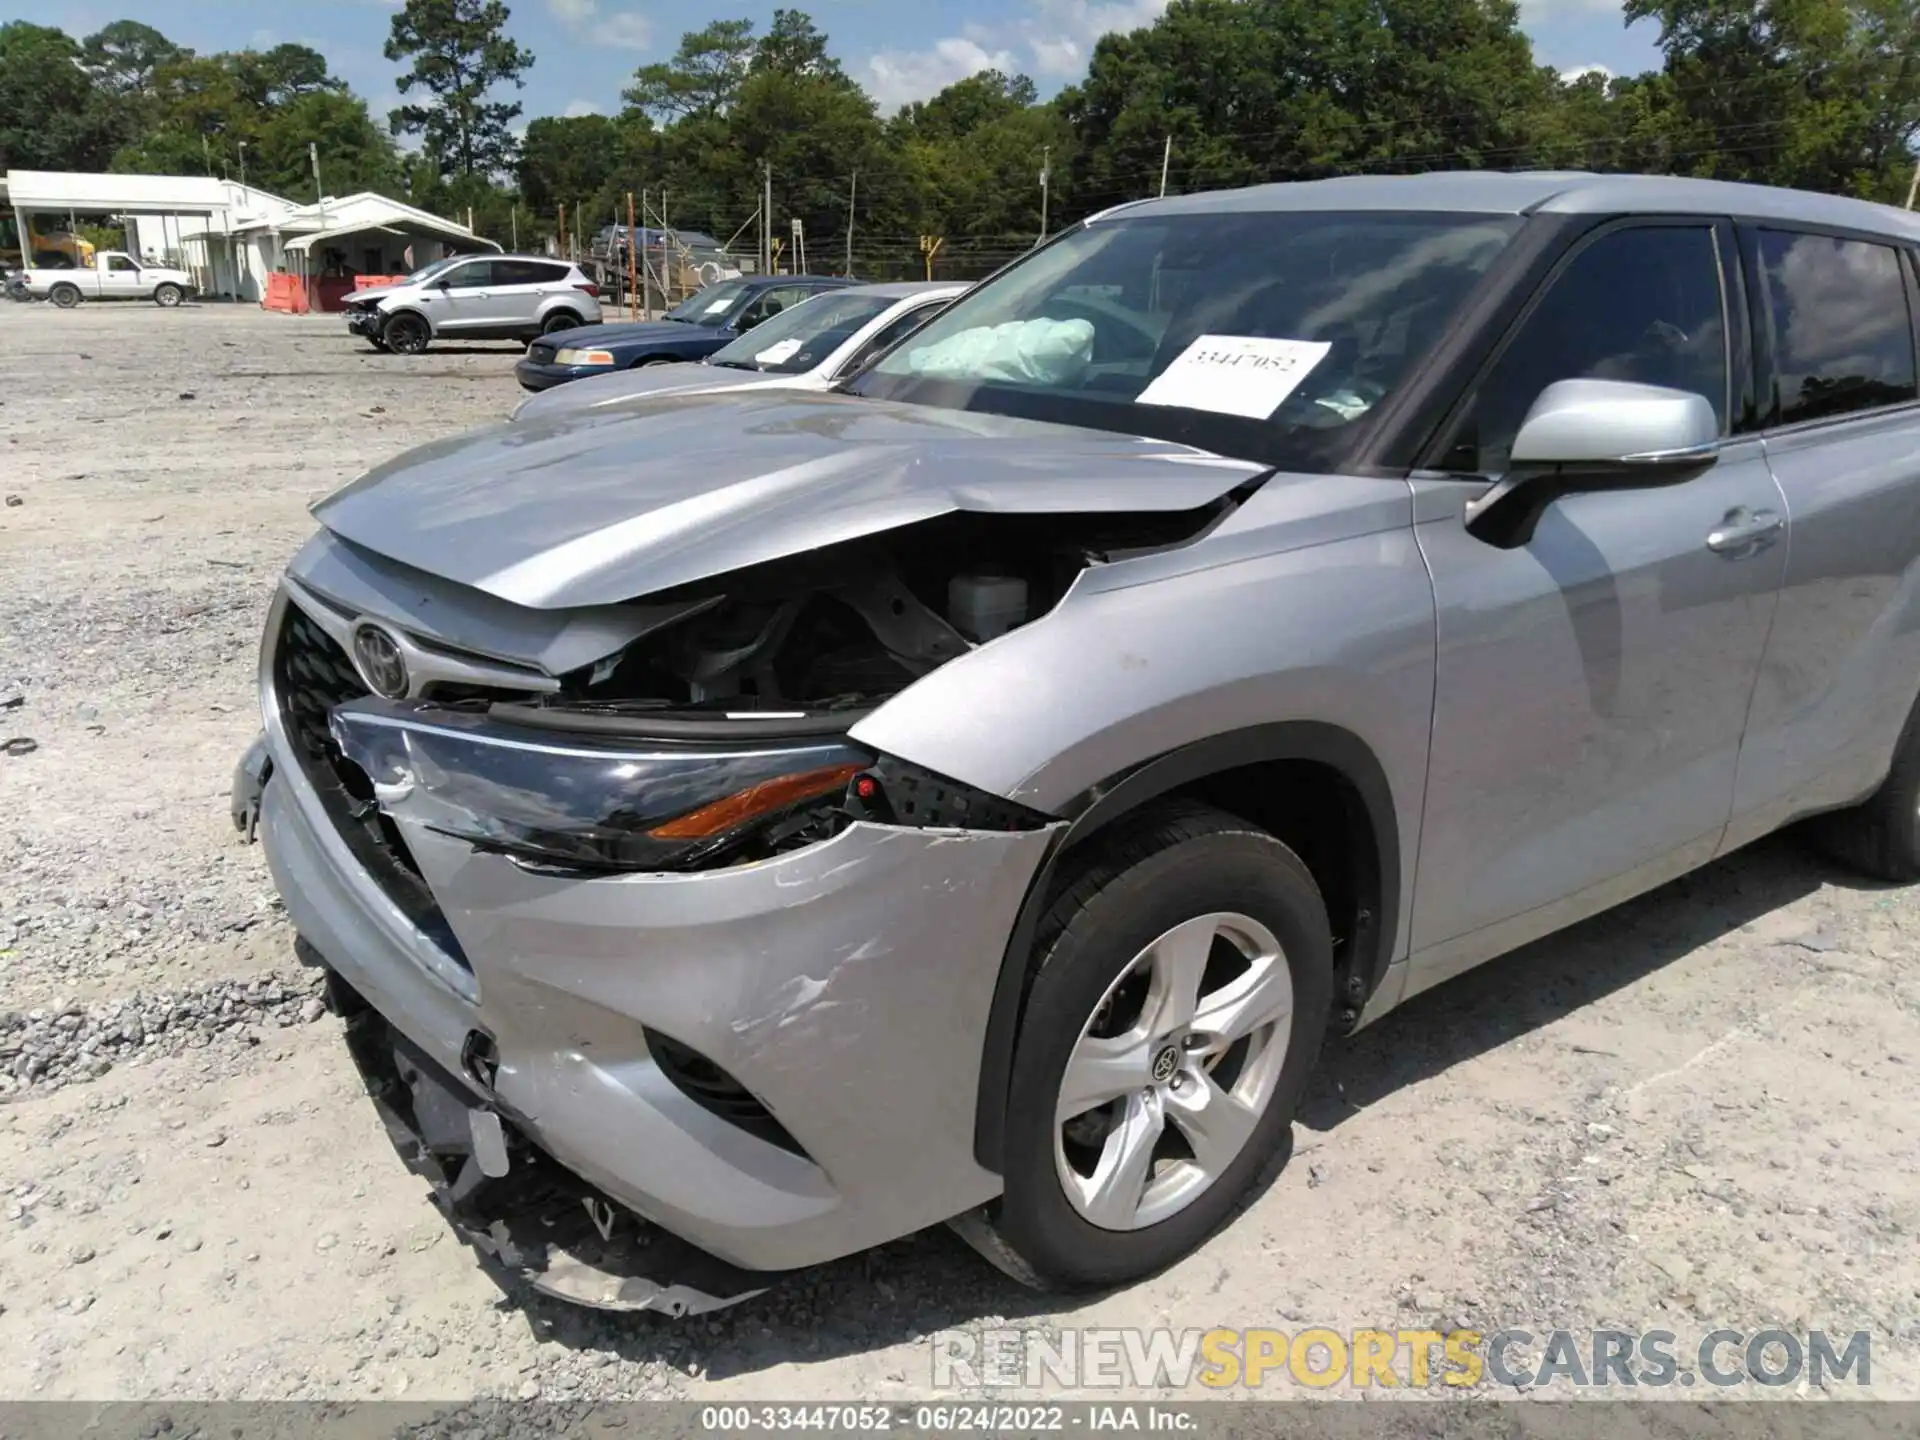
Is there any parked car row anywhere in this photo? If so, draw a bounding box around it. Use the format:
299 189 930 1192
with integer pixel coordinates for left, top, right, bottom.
510 280 965 419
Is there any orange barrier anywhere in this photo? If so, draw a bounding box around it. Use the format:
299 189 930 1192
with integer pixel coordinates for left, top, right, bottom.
263 272 305 313
263 274 390 314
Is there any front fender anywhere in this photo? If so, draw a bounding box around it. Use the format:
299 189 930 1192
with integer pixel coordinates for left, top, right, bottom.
849 514 1437 946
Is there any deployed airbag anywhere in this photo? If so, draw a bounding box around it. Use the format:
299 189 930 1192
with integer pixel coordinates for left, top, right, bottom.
905 318 1095 386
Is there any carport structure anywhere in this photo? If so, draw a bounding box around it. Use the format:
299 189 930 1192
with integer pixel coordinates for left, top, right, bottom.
240 193 499 313
2 169 299 298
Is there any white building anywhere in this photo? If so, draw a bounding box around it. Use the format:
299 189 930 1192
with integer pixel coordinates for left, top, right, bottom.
1 169 492 306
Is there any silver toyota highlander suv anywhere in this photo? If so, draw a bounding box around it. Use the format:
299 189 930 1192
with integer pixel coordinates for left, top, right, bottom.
233 171 1920 1312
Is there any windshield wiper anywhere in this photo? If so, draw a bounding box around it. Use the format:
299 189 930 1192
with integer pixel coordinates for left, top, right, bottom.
709 359 758 371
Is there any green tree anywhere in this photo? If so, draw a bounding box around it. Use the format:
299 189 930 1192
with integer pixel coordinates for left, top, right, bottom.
1625 0 1920 199
256 90 399 196
385 0 535 177
79 20 183 97
896 70 1039 141
623 19 757 120
235 44 342 108
1062 0 1550 208
0 22 120 170
751 10 843 79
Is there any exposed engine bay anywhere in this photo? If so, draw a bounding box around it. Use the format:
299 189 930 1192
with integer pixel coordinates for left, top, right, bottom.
509 506 1233 726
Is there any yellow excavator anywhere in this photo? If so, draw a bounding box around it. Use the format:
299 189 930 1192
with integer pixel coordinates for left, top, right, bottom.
0 219 97 272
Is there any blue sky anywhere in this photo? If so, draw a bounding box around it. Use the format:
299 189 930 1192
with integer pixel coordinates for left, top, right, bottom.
18 0 1664 123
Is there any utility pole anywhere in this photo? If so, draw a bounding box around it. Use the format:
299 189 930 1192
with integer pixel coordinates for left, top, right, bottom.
846 170 856 276
510 205 518 251
1159 136 1172 198
641 189 652 316
1038 146 1051 244
627 191 639 319
202 133 212 177
1907 154 1920 210
762 162 773 274
237 141 248 191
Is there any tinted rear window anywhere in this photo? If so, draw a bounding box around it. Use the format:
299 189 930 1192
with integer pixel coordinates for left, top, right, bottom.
1756 230 1917 426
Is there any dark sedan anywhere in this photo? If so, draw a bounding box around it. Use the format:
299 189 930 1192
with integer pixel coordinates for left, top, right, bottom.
514 274 856 393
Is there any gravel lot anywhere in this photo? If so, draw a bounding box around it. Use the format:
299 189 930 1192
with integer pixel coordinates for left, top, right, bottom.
1 302 1917 1409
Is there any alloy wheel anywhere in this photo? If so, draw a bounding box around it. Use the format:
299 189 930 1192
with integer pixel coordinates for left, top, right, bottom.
1053 911 1294 1231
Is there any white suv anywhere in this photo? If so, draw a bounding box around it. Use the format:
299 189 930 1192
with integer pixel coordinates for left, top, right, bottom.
344 255 604 354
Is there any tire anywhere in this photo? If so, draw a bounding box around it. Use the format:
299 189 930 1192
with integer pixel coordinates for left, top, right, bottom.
366 334 390 353
1809 698 1920 881
541 310 582 335
630 355 674 368
383 312 429 355
49 284 81 309
153 284 184 308
956 802 1333 1290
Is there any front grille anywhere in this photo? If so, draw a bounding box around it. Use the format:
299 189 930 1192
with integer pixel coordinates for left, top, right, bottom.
274 603 471 969
528 344 555 365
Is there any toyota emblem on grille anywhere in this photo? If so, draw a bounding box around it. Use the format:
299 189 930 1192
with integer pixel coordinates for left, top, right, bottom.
351 624 409 699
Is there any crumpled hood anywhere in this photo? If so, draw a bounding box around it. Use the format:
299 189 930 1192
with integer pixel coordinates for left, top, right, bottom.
312 389 1266 610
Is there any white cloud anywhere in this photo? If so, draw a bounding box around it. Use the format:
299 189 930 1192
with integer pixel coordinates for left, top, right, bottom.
1557 63 1613 83
865 37 1018 109
1015 0 1169 78
602 12 652 49
861 0 1169 108
546 0 652 52
563 99 602 118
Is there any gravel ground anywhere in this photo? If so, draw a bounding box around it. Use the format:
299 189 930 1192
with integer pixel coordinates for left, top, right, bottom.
0 302 1916 1411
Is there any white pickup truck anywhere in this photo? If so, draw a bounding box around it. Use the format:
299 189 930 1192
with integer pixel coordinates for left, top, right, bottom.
19 251 194 308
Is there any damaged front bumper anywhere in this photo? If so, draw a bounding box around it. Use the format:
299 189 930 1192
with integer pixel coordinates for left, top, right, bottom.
332 972 773 1314
247 590 1060 1286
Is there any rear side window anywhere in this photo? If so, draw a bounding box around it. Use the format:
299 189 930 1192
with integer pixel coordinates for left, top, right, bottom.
1755 230 1917 426
494 260 568 286
1441 225 1728 473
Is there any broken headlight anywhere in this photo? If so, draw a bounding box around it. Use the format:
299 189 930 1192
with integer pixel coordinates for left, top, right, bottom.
327 699 869 873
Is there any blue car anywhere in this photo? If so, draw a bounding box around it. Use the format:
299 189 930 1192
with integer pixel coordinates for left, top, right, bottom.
514 274 857 393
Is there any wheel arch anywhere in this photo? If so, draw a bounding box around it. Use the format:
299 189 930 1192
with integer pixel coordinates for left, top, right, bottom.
970 720 1399 1173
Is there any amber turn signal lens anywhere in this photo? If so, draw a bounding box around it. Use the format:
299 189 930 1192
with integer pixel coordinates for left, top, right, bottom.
648 762 866 840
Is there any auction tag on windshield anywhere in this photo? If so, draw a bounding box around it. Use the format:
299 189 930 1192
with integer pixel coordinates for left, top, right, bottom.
704 297 734 316
1136 335 1332 418
755 338 803 365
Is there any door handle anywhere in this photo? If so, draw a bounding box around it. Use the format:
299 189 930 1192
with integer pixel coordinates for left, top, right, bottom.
1706 507 1783 556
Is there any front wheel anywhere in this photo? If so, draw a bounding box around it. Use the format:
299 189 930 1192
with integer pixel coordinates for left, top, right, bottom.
956 803 1332 1290
365 333 390 353
541 310 582 335
1809 696 1920 881
153 283 184 308
383 313 429 355
49 284 81 309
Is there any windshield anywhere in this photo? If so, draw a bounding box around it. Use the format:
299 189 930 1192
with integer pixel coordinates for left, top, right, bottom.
707 291 897 373
666 279 750 324
403 256 461 284
852 210 1520 467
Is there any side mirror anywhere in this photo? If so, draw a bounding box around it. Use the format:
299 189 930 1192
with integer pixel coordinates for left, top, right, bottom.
1464 378 1721 549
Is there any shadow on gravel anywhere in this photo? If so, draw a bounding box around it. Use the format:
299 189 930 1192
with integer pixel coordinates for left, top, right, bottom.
1300 828 1894 1131
496 1221 1068 1382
